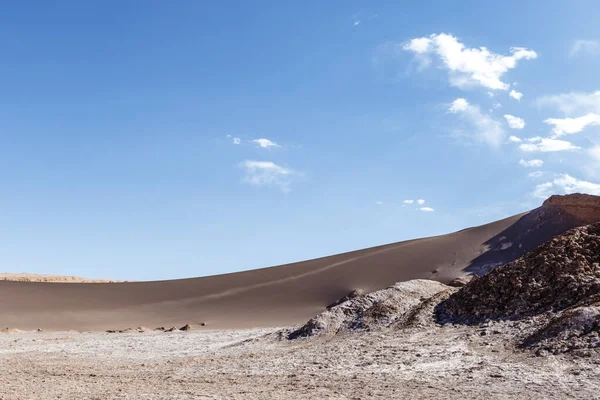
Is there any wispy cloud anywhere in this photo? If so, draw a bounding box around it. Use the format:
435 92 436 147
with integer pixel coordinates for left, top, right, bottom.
537 90 600 116
533 174 600 198
419 207 435 212
403 33 537 91
570 40 600 57
544 113 600 137
240 160 294 193
232 137 241 145
403 199 414 205
417 199 425 205
529 171 544 178
253 138 280 149
504 115 525 129
508 135 522 143
519 159 543 168
519 137 580 152
590 146 600 162
447 98 505 147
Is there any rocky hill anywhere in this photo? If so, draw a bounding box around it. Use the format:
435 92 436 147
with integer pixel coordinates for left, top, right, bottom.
436 222 600 324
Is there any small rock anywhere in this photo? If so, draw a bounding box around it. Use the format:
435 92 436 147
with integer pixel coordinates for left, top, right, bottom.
180 324 192 331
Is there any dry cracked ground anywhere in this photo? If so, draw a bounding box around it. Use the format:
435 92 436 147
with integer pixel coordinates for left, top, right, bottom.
0 324 597 400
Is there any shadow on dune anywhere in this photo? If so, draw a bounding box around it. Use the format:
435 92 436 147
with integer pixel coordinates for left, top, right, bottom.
463 206 581 277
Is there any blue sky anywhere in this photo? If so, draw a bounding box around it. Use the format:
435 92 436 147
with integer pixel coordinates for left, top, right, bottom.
0 1 599 280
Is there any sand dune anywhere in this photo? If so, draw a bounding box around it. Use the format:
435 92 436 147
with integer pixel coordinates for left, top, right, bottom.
1 194 598 331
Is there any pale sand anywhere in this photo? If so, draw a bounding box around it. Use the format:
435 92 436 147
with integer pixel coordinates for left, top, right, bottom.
0 326 596 399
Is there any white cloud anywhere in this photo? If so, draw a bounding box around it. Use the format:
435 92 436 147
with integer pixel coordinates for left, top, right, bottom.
447 98 505 147
533 182 554 199
537 90 600 116
519 159 543 168
419 207 435 212
590 146 600 162
570 40 600 57
417 199 426 205
519 137 580 152
448 98 469 112
252 138 280 149
504 114 525 129
529 171 544 178
240 160 294 192
403 33 537 91
493 103 502 109
533 174 600 198
232 137 241 145
353 20 360 26
509 90 523 101
403 200 414 204
376 200 383 205
508 135 522 143
544 113 600 137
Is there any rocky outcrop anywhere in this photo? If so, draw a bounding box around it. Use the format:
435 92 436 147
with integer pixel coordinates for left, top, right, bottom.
462 194 600 277
543 194 600 225
436 224 600 323
522 304 600 355
288 280 453 339
436 223 600 324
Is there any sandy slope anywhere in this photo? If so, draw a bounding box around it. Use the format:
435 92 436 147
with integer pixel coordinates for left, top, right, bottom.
0 195 598 331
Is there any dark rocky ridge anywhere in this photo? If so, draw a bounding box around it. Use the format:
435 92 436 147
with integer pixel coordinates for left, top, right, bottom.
543 193 600 223
436 223 600 324
463 194 600 277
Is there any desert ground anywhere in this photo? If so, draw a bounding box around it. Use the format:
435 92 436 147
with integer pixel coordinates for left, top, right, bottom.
1 323 597 400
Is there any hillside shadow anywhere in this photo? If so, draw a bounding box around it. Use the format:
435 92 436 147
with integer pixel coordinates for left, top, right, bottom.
463 207 578 277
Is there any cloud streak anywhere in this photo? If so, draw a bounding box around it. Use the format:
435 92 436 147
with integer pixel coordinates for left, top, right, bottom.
404 33 537 91
448 98 505 147
240 160 294 192
253 138 281 149
519 137 580 152
533 174 600 198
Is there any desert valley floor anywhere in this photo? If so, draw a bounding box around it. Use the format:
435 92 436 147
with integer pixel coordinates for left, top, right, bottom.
1 325 598 400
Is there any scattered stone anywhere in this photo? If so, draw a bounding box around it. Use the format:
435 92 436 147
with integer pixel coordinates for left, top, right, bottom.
164 327 178 332
180 324 192 331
